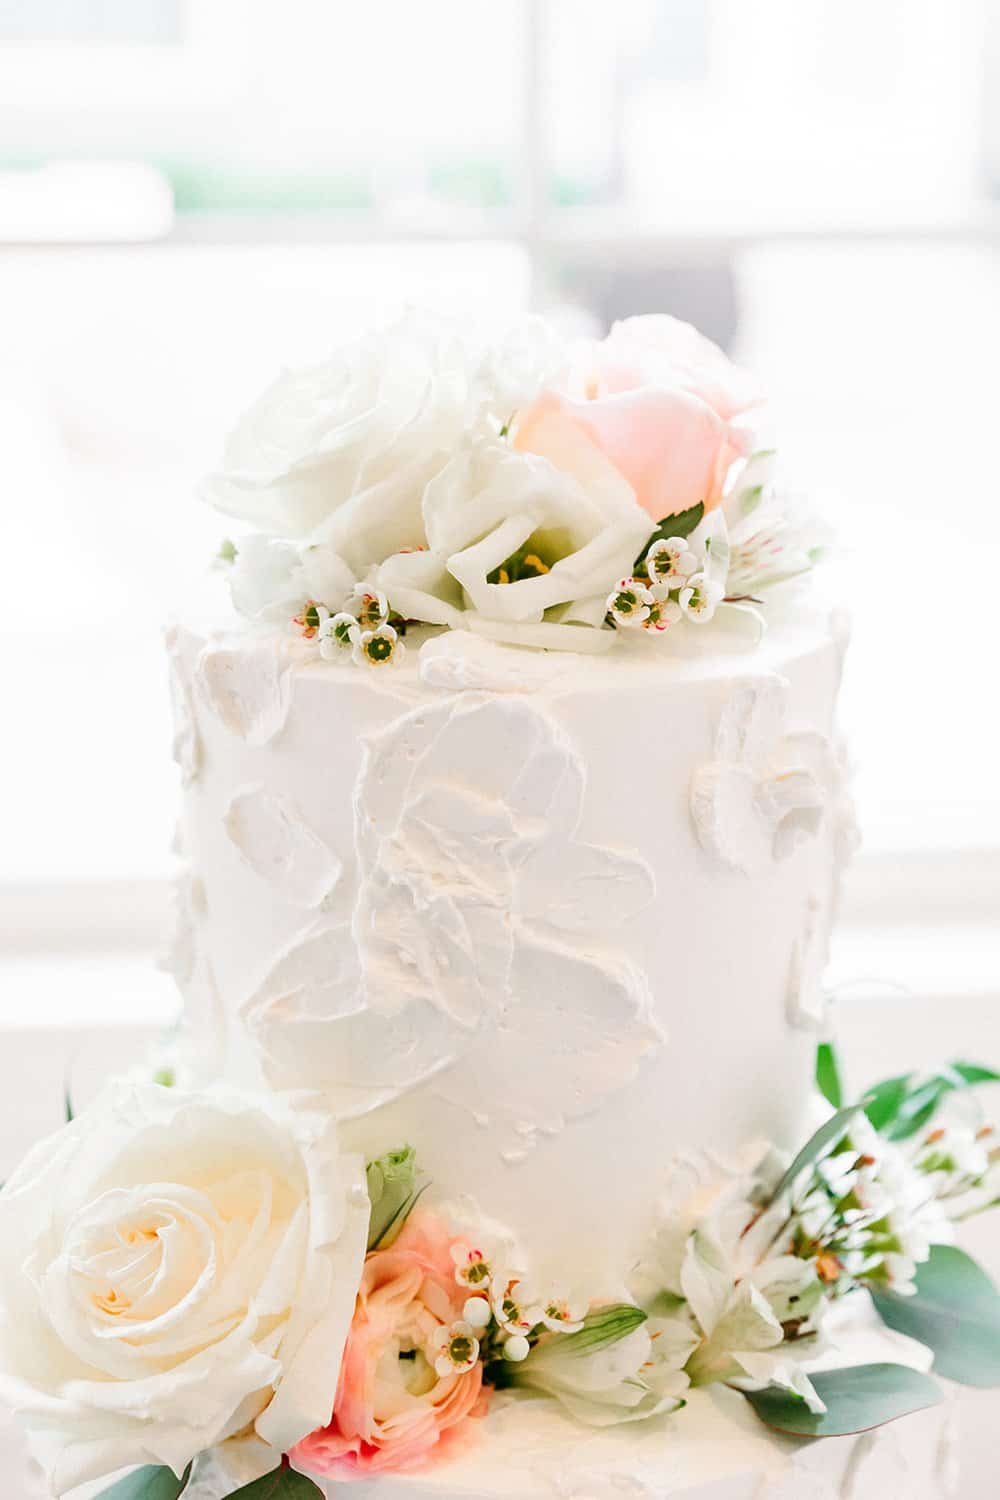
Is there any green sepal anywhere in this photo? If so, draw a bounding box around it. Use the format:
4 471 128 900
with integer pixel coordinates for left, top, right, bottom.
635 502 705 568
871 1244 1000 1387
768 1104 860 1204
366 1145 427 1251
95 1463 192 1499
224 1465 324 1498
218 538 238 564
814 1042 842 1109
539 1302 647 1358
743 1362 942 1438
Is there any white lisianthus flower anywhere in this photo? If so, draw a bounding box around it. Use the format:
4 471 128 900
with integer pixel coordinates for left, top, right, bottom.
375 433 651 652
201 310 472 549
0 1082 369 1496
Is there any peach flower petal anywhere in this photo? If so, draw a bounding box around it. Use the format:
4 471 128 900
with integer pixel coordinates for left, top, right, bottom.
291 1213 486 1483
517 388 751 523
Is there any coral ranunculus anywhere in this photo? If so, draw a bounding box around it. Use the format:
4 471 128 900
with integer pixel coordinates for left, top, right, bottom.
291 1215 487 1482
515 314 760 524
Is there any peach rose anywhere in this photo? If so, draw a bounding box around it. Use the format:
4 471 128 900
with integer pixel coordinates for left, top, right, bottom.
291 1215 487 1481
515 315 760 524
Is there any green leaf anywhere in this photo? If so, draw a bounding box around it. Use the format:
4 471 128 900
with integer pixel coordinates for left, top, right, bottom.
885 1061 1000 1141
768 1105 860 1204
96 1464 192 1500
862 1072 913 1132
949 1061 1000 1086
541 1303 647 1358
226 1466 324 1498
864 1061 1000 1141
743 1363 942 1437
871 1245 1000 1387
635 502 704 568
365 1145 428 1251
814 1042 842 1109
64 1083 74 1123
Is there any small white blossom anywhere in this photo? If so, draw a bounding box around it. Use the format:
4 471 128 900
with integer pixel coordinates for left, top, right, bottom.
491 1272 542 1336
606 578 654 628
643 585 683 633
291 601 330 641
679 573 725 623
503 1333 531 1362
539 1293 588 1334
450 1241 493 1292
317 611 359 661
646 536 698 586
352 622 404 669
347 588 390 631
428 1320 481 1377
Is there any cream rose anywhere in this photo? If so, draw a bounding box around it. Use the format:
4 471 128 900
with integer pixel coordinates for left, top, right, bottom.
200 310 471 552
0 1082 369 1495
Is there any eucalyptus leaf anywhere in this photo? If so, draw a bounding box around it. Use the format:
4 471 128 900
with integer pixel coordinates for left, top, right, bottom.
814 1042 842 1109
96 1463 192 1500
871 1245 1000 1387
743 1362 942 1438
542 1303 647 1358
225 1464 324 1498
768 1104 860 1204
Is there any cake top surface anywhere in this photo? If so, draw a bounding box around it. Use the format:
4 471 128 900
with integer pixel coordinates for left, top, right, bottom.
199 308 830 678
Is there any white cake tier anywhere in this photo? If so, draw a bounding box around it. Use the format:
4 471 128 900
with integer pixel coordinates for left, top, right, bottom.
168 603 854 1288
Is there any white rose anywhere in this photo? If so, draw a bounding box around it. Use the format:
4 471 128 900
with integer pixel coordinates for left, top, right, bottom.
200 309 471 553
0 1082 369 1496
375 432 650 652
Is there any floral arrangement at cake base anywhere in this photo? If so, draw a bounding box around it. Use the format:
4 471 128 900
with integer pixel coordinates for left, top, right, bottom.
1 1048 999 1499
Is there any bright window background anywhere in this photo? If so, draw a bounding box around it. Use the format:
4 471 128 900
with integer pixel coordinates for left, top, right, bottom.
2 11 998 1491
1 0 997 998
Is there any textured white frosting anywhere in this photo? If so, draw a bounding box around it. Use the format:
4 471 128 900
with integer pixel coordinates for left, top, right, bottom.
168 601 855 1289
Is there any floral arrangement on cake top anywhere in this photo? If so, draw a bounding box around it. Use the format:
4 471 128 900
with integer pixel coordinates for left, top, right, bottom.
1 1050 999 1498
203 310 829 667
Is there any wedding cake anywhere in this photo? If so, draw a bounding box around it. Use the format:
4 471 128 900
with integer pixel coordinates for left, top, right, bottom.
2 312 997 1500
